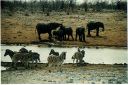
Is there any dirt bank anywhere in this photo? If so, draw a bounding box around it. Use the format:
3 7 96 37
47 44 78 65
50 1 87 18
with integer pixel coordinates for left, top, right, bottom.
1 64 127 84
1 11 127 47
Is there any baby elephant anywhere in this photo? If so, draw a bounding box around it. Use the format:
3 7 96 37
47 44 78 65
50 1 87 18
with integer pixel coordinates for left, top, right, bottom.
75 26 85 42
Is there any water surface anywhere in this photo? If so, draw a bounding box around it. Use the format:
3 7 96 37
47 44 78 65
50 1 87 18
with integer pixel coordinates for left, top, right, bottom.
1 45 127 64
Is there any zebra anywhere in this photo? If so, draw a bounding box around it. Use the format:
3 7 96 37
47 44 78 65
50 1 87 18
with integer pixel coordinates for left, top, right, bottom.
11 52 33 69
72 49 85 64
4 49 40 69
19 48 41 64
19 47 28 53
47 52 66 67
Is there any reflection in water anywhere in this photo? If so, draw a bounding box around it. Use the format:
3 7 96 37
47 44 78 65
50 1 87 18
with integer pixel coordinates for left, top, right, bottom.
1 45 127 64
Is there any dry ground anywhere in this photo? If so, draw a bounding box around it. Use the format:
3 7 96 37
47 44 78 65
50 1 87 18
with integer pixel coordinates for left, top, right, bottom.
1 11 127 46
1 64 127 84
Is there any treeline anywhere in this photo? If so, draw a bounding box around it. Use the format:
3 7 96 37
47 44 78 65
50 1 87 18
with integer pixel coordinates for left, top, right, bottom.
1 0 127 14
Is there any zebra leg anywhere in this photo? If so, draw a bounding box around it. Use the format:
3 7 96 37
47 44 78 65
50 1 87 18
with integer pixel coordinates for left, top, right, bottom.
14 61 17 70
11 62 14 68
76 59 79 63
73 59 75 63
35 60 38 67
12 58 17 69
48 63 52 67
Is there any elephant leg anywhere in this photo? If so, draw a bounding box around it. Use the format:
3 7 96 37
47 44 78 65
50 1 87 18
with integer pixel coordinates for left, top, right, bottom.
83 33 85 42
62 35 64 40
38 33 41 41
80 35 82 41
62 35 64 41
87 29 91 37
48 32 52 40
64 34 66 40
64 35 66 40
79 35 82 41
71 34 74 40
75 33 77 41
79 35 81 41
68 35 69 40
60 36 62 41
96 28 99 36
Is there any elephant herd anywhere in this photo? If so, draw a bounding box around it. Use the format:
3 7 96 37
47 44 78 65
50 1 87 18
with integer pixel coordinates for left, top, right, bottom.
36 21 105 41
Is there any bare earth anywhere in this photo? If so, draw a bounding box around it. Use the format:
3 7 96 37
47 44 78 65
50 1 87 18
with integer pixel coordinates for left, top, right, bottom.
1 11 127 46
1 64 127 84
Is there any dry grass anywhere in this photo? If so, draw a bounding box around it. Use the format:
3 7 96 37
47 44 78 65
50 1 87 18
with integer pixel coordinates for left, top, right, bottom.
1 11 127 46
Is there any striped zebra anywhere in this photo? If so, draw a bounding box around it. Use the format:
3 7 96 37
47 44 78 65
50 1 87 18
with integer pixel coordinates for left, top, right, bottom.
4 49 40 69
47 52 66 67
12 52 33 69
19 48 41 64
72 49 85 64
19 47 28 53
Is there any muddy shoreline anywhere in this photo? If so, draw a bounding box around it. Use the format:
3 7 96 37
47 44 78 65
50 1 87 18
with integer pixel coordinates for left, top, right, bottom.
1 63 127 84
1 43 127 48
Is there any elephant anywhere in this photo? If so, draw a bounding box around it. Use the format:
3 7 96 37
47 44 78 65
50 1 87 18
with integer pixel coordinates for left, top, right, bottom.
75 26 85 42
36 22 62 41
53 25 74 41
52 27 65 41
64 26 74 40
86 21 104 37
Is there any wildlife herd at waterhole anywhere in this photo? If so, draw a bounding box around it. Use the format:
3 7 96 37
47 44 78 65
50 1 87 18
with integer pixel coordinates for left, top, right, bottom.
3 20 105 69
2 16 127 84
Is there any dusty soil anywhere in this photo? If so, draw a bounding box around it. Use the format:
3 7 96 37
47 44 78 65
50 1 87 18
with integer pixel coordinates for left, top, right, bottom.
1 64 127 84
1 11 127 46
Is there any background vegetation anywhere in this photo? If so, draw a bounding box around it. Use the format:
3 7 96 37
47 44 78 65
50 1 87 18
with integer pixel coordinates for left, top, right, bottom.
1 0 127 15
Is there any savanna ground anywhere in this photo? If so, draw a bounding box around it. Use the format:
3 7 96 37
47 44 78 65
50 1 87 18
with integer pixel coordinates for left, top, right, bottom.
1 64 127 84
1 11 127 47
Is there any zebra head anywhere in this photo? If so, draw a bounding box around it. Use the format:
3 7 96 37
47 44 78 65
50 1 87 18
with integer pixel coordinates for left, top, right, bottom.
81 50 85 57
49 49 54 55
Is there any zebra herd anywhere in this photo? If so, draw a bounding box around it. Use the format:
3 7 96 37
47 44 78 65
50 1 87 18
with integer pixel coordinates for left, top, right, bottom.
4 47 85 69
